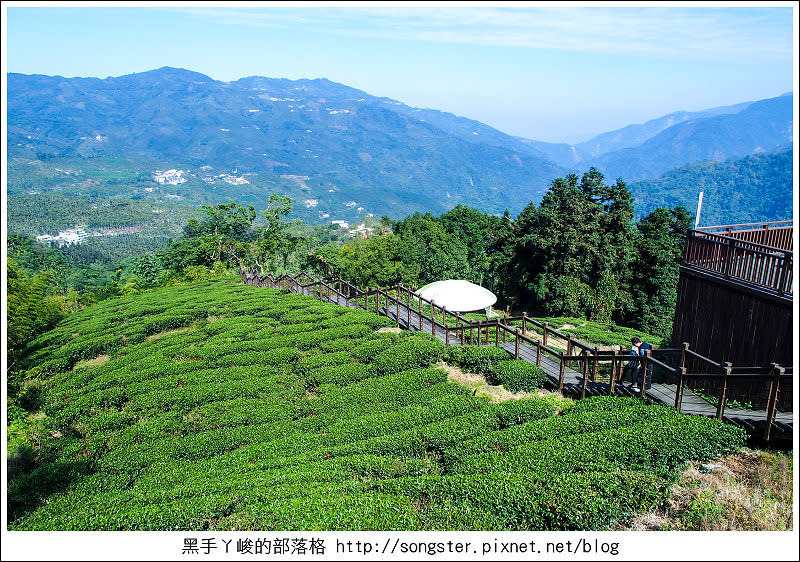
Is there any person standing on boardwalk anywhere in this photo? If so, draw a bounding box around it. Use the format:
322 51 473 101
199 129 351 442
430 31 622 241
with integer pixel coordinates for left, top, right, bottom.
619 344 639 385
630 336 654 393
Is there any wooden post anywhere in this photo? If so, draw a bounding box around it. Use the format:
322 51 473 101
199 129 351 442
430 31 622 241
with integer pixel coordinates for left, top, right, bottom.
592 347 599 382
514 328 520 359
418 297 423 331
522 312 527 335
610 354 616 395
680 342 689 371
777 252 790 297
674 367 686 411
581 351 589 400
542 322 548 347
407 289 411 328
477 321 482 347
723 238 734 279
495 322 499 347
763 363 784 442
503 312 508 344
716 362 732 419
470 324 474 346
640 350 650 400
558 351 565 392
396 289 400 323
535 342 541 366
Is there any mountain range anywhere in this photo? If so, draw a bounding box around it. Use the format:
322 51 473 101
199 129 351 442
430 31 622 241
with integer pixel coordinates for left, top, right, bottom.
630 146 793 226
6 67 794 221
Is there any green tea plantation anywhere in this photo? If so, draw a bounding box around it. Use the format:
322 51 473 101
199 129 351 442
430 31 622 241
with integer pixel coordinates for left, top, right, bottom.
7 278 746 530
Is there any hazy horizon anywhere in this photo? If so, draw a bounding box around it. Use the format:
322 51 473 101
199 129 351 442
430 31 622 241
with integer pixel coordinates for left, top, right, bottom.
5 5 796 143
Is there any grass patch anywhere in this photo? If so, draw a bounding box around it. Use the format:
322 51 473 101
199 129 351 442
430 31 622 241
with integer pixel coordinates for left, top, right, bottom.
145 326 193 341
72 355 110 370
622 449 793 531
437 360 569 406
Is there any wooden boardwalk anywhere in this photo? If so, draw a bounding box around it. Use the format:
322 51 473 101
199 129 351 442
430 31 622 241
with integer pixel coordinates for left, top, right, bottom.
314 288 792 432
255 274 792 439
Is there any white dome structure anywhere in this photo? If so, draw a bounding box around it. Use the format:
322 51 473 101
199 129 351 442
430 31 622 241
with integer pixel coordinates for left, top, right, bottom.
415 280 497 313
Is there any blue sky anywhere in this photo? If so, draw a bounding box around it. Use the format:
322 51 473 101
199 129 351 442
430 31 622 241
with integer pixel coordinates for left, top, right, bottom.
4 5 795 142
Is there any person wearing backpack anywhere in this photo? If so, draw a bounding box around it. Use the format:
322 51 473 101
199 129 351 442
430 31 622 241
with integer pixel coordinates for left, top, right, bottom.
619 345 639 386
630 336 654 393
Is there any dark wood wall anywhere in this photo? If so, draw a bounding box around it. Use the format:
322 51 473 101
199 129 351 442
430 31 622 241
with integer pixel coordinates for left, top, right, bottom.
672 266 793 367
672 267 793 410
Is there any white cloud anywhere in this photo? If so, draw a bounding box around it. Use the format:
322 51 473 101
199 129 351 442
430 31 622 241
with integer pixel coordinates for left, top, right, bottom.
175 6 792 64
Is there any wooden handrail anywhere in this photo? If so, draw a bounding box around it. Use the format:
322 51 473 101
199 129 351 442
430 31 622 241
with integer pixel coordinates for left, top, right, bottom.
696 220 792 232
684 348 724 368
242 268 793 440
684 230 793 296
694 230 792 256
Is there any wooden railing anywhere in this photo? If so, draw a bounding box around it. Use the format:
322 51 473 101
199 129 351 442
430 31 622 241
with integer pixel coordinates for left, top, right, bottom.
684 223 793 297
696 220 793 251
240 269 792 440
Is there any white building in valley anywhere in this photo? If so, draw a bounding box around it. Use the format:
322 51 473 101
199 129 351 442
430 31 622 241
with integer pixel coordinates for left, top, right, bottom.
153 169 186 185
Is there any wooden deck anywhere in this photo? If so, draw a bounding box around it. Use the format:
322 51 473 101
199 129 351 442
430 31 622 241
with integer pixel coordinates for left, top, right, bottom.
312 287 792 433
248 274 793 440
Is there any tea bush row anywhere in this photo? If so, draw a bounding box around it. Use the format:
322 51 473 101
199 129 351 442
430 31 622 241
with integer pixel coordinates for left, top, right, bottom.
444 345 511 374
486 359 548 392
9 279 746 531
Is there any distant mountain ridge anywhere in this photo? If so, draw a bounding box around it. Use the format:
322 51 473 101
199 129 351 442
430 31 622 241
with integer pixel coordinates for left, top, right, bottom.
630 145 793 225
7 67 564 217
6 67 793 220
523 92 792 181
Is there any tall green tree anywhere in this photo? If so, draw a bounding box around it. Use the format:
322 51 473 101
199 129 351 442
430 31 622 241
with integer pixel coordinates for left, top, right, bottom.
167 201 256 269
254 194 293 272
438 205 502 284
130 254 164 287
489 168 636 320
628 205 694 339
335 234 409 288
7 259 64 361
392 213 469 285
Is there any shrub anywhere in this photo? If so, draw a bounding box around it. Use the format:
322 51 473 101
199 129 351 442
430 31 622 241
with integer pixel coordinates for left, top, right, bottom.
374 335 445 375
446 345 510 374
351 335 399 361
487 360 548 392
298 351 352 372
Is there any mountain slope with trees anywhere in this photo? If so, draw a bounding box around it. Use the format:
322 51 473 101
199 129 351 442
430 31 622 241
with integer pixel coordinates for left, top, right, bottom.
590 95 793 181
629 146 793 224
7 68 564 217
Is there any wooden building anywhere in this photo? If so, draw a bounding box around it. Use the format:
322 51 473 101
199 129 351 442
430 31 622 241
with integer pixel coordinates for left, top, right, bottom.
671 221 793 408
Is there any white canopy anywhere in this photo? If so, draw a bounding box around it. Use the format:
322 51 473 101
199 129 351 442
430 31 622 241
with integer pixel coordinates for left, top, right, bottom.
414 280 497 313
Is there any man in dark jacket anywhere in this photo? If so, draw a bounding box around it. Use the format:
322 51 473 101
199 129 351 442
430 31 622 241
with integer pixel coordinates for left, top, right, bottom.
630 337 654 392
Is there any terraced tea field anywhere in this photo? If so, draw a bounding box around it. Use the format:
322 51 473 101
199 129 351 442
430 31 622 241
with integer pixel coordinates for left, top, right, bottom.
8 278 746 530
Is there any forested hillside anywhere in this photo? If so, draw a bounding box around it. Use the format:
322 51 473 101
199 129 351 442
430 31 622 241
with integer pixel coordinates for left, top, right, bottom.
8 168 692 366
589 95 793 181
630 147 793 224
7 68 564 217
